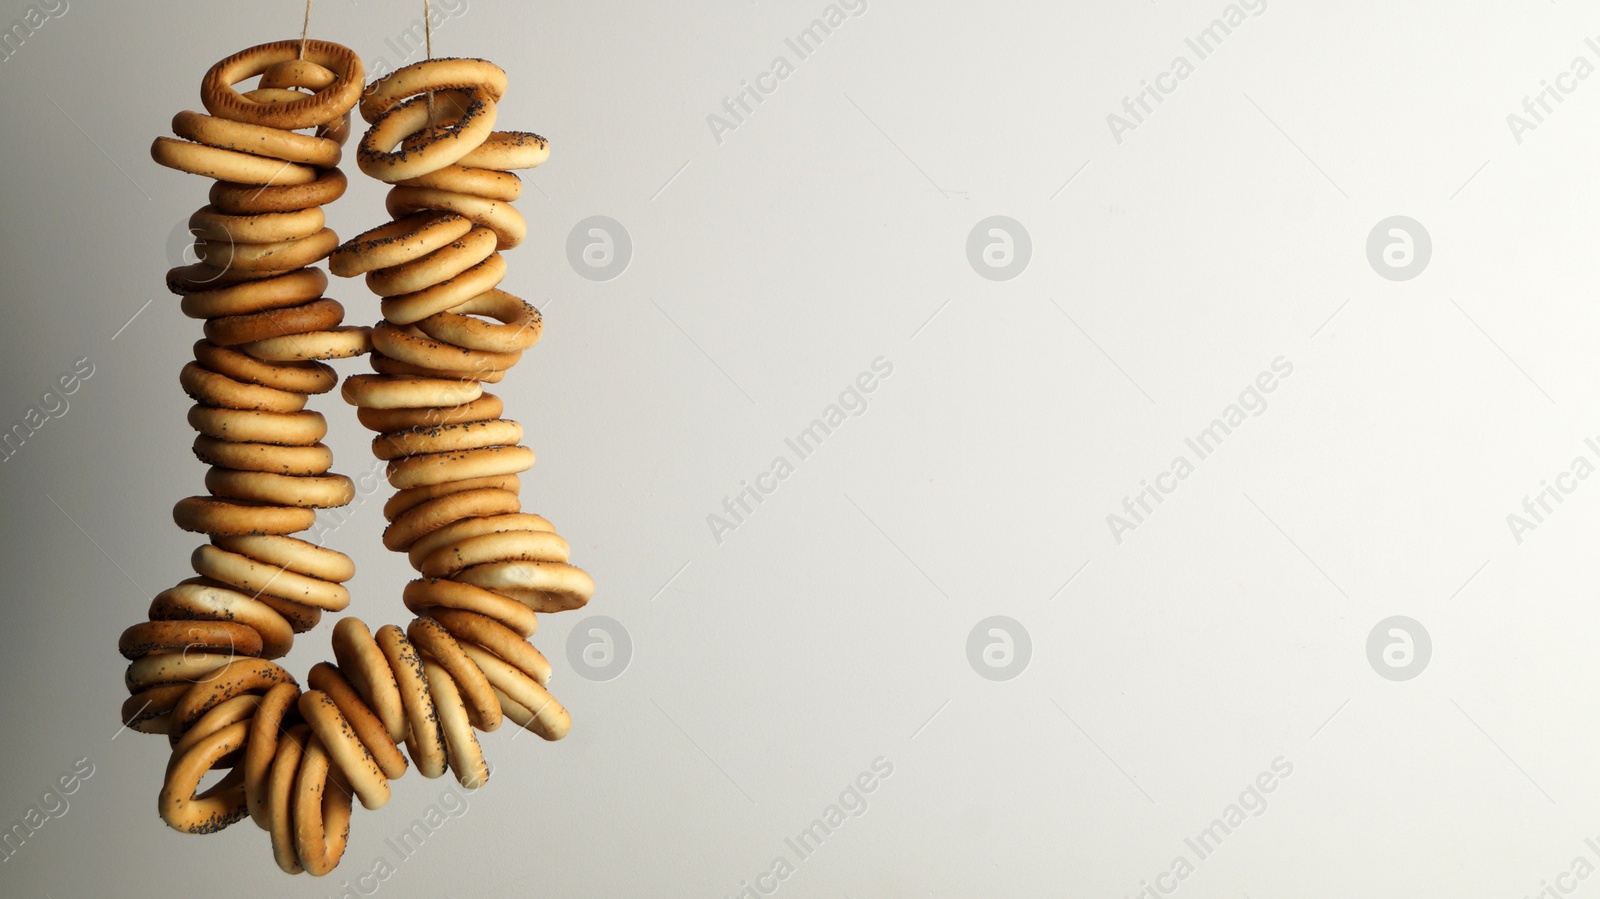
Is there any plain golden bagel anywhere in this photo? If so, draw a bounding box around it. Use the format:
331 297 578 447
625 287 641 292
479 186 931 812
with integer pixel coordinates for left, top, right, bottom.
188 405 328 446
117 619 263 661
172 495 317 536
211 534 355 583
457 130 549 170
189 205 326 246
190 543 351 611
341 373 482 409
201 39 364 131
368 352 507 383
209 167 348 215
172 109 342 167
454 559 596 612
202 297 345 347
149 579 295 660
237 326 372 362
201 462 356 508
180 267 327 319
194 227 340 275
398 163 521 202
181 362 308 413
152 136 318 186
193 340 338 394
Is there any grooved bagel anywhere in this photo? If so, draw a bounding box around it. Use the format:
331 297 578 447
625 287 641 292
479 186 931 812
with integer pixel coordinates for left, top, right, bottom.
124 41 591 878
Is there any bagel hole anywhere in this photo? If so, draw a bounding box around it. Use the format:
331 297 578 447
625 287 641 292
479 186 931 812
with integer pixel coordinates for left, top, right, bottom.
194 762 236 795
246 74 336 138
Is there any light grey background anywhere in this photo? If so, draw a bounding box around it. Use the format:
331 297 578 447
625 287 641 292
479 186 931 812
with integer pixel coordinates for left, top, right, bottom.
1 0 1594 896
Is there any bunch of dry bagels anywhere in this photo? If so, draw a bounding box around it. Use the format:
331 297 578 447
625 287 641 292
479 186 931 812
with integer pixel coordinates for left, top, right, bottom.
124 39 591 876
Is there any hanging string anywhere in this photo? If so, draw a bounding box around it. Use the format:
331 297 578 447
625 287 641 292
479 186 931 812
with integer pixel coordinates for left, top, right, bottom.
424 0 436 134
299 0 313 59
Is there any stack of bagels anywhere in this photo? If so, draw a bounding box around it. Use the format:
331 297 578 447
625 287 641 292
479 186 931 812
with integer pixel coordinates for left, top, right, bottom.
121 40 591 876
